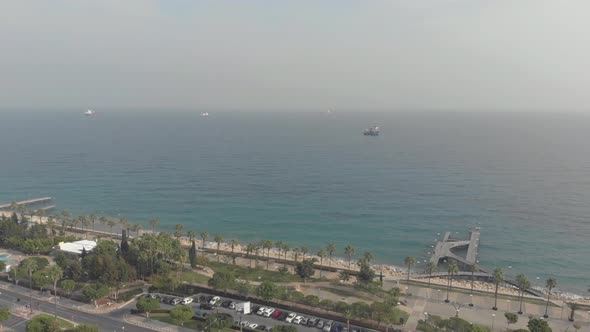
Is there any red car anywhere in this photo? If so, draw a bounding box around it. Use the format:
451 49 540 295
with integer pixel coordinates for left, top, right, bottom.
271 309 282 319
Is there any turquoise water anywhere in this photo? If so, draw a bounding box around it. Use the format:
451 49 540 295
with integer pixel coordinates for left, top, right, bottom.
0 253 16 264
0 110 589 293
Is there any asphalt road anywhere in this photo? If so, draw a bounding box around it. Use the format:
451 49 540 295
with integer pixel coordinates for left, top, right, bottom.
0 287 144 332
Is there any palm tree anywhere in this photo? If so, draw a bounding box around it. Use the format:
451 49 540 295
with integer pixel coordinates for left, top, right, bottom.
107 219 116 234
187 230 196 242
89 214 97 230
492 267 504 310
200 232 209 249
174 224 184 240
301 246 309 260
425 262 436 288
132 224 143 237
82 217 91 233
445 261 458 303
230 240 239 265
60 210 71 229
119 217 130 234
46 217 56 243
516 274 530 314
292 247 300 262
282 243 290 262
344 245 355 269
48 265 63 318
245 243 256 268
99 216 108 229
317 249 327 278
326 242 336 266
361 252 374 264
21 259 38 313
404 256 416 281
544 278 557 318
568 302 579 322
72 215 83 230
260 240 272 269
36 208 45 224
214 234 223 262
149 217 160 232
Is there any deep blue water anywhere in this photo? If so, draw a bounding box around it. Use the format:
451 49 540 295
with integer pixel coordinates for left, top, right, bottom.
1 110 589 293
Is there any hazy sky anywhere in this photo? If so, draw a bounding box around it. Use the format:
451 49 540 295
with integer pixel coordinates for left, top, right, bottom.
1 0 589 111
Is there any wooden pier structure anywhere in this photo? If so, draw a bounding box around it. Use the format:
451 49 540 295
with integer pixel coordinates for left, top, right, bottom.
429 228 480 267
0 197 53 209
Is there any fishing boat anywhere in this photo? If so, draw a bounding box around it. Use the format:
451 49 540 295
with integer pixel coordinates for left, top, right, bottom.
363 126 380 136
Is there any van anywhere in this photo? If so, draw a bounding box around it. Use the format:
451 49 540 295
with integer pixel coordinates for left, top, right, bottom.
323 320 334 332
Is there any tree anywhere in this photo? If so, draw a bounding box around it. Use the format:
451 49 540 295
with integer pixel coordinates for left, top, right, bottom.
295 259 315 282
246 243 256 268
189 240 197 268
445 261 458 303
339 271 351 282
300 246 309 260
0 307 10 330
120 229 130 255
317 249 327 278
174 224 184 240
528 318 552 332
344 245 355 269
21 258 38 313
149 217 159 232
230 239 238 265
214 234 223 262
292 247 300 262
516 273 530 314
48 265 63 318
425 262 436 288
505 312 518 328
261 239 272 269
208 271 237 291
544 278 557 318
200 231 208 249
326 243 336 266
25 314 61 332
492 268 504 310
169 305 193 327
61 280 76 297
83 284 109 307
136 298 160 317
132 224 142 237
89 214 97 230
256 281 278 300
357 259 376 284
404 256 416 281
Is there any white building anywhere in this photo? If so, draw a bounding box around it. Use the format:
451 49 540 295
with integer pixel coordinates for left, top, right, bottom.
56 240 97 256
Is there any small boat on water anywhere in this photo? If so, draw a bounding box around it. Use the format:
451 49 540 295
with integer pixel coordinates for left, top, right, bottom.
363 126 380 136
201 112 209 117
84 110 96 116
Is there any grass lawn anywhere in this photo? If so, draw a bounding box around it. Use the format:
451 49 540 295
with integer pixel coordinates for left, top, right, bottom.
32 313 75 329
207 261 304 283
150 313 234 331
319 286 377 301
180 271 211 284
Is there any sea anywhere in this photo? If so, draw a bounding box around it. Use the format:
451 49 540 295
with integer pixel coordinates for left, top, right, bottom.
1 110 589 295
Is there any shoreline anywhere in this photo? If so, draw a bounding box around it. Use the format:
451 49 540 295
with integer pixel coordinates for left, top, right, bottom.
2 209 589 302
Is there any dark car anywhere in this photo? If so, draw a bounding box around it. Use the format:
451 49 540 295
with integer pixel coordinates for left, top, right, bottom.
308 318 318 327
221 300 232 308
200 303 215 310
277 312 289 321
271 309 282 319
162 297 173 304
256 325 266 331
198 295 208 303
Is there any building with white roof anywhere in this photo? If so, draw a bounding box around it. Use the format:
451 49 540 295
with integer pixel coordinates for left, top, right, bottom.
56 240 97 255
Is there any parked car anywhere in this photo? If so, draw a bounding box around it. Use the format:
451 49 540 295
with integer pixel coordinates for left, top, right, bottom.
194 309 208 317
229 301 236 309
200 303 215 310
181 297 193 305
249 324 259 329
316 320 325 329
240 321 250 327
209 296 221 305
263 308 275 317
277 312 288 321
221 300 232 308
271 309 282 319
171 298 181 305
308 318 318 327
293 316 303 324
285 313 297 323
256 325 267 330
301 317 309 325
257 307 268 315
323 320 334 332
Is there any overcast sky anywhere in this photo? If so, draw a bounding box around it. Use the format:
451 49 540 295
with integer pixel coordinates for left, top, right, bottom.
1 0 589 111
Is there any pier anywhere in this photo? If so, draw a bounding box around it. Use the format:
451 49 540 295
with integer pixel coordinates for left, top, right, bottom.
0 197 53 209
429 228 480 267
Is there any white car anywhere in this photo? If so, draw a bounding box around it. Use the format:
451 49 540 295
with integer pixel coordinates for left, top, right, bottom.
257 307 267 315
285 313 297 323
171 298 181 305
229 301 236 309
263 308 275 317
181 297 193 305
293 316 303 324
249 324 259 329
209 296 221 305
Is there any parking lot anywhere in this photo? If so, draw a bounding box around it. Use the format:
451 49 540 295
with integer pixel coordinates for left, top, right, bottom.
141 292 375 332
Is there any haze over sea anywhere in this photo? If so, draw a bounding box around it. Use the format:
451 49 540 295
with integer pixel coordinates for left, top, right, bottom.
1 110 589 294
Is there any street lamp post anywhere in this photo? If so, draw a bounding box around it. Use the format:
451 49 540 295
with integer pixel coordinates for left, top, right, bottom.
469 294 474 307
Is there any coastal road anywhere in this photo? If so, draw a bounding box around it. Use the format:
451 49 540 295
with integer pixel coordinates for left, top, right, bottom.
0 287 145 332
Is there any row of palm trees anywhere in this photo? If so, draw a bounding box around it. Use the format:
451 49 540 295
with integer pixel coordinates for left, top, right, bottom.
404 255 559 317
